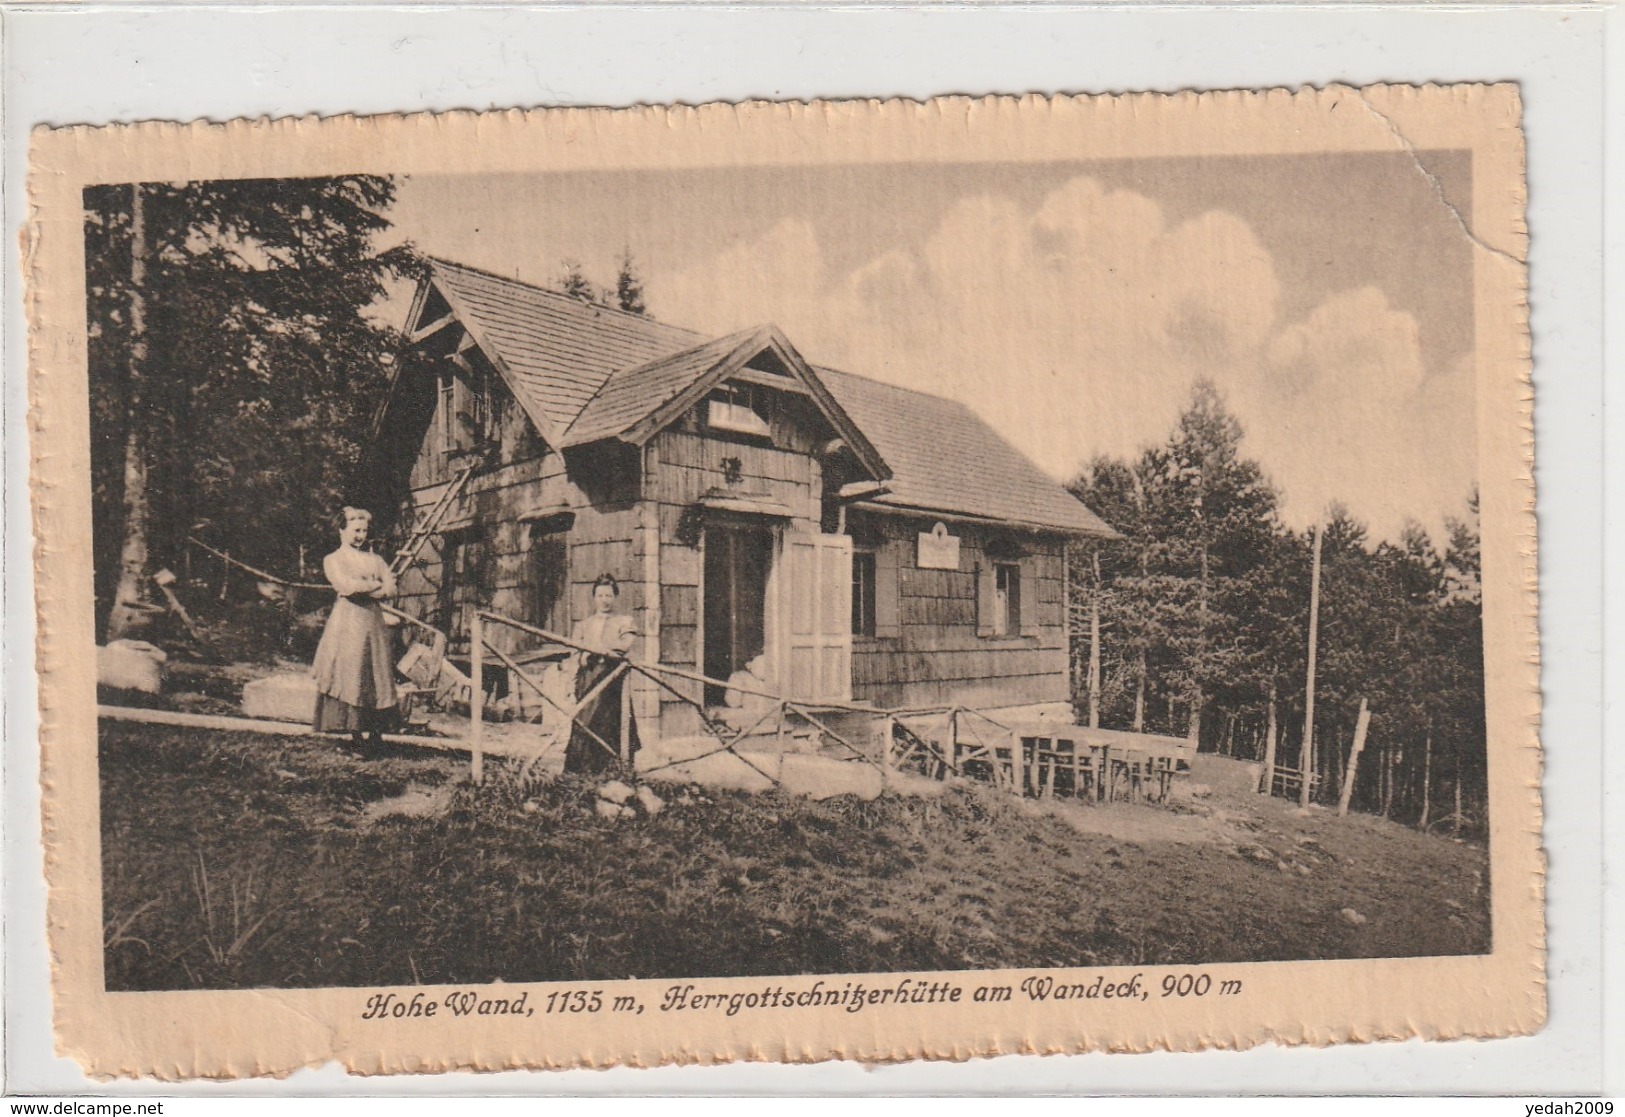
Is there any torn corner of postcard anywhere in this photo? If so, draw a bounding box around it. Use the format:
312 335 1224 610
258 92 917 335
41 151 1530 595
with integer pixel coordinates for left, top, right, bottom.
26 83 1540 1079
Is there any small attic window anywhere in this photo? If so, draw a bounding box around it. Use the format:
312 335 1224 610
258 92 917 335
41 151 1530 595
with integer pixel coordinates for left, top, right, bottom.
705 382 771 438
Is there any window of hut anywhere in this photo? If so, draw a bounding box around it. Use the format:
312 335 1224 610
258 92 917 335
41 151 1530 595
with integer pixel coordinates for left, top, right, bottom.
439 364 496 455
851 550 878 637
705 382 771 439
527 518 571 637
439 528 488 655
992 561 1022 637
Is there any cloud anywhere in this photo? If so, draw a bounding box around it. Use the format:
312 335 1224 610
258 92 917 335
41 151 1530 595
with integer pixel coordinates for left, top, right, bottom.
649 176 1475 542
1251 289 1474 539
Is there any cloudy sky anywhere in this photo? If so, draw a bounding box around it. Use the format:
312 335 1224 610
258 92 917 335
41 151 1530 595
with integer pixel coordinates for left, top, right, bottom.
385 151 1476 543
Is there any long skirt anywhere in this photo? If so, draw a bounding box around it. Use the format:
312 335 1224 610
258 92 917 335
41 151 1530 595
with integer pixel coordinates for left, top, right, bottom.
564 653 639 776
312 595 398 735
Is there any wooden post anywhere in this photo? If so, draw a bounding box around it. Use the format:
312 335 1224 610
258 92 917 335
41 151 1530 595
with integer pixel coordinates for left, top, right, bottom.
1338 698 1371 816
1259 681 1278 794
1088 549 1102 729
1300 521 1324 809
470 610 484 784
619 663 632 765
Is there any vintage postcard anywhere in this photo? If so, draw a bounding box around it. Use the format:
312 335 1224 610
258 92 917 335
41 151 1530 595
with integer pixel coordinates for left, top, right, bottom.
26 86 1539 1078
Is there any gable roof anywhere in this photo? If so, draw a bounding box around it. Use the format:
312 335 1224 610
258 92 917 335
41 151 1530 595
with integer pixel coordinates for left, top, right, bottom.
562 327 763 448
426 258 705 438
407 258 1115 537
563 323 890 482
816 367 1117 537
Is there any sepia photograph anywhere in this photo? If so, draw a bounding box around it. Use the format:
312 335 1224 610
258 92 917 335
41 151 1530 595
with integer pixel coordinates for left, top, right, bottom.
28 87 1539 1074
86 152 1491 990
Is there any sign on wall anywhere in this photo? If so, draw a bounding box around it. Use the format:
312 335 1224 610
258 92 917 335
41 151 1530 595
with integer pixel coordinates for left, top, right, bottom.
916 521 961 570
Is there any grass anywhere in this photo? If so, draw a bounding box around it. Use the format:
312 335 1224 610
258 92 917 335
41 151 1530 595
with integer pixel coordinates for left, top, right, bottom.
99 721 1492 991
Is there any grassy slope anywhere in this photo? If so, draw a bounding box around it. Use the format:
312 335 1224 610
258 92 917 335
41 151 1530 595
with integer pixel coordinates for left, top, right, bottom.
100 722 1490 991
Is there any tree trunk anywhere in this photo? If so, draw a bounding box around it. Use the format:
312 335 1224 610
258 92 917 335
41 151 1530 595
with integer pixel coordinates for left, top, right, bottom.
1300 521 1324 808
1418 729 1433 831
1381 745 1395 819
1189 483 1207 744
105 183 153 643
1132 653 1146 733
1259 681 1278 794
1088 549 1101 729
1338 697 1371 816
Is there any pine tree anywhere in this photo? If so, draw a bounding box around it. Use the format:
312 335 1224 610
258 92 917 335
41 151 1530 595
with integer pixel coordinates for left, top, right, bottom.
1140 380 1280 743
558 259 596 302
614 248 647 315
85 176 416 639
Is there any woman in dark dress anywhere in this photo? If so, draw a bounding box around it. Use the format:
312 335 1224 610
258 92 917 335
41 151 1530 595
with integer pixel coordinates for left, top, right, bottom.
565 574 639 775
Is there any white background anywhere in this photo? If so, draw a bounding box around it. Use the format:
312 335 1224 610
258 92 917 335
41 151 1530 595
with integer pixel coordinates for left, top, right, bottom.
2 3 1614 1097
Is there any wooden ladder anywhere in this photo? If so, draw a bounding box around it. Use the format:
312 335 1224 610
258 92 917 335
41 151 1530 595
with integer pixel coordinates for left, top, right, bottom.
391 464 475 577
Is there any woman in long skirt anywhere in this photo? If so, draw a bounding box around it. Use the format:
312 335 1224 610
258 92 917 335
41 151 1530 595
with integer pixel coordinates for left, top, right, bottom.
312 507 399 748
565 574 639 775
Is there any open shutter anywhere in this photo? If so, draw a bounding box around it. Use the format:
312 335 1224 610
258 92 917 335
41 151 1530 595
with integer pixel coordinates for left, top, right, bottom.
976 561 996 637
779 531 853 702
874 541 900 639
1019 557 1040 637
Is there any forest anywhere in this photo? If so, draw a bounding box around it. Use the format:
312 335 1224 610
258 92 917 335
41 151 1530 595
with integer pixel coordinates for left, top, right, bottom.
1066 384 1485 835
84 177 1487 836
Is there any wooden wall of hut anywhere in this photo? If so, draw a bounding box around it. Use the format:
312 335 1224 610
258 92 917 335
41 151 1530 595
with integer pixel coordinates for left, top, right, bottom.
847 509 1069 711
647 419 825 739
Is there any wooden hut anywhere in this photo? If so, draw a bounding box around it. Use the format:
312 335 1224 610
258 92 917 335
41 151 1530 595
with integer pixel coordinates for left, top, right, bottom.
367 258 1118 742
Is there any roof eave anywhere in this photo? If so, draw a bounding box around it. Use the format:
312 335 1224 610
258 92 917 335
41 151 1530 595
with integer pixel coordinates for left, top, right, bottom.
853 498 1122 540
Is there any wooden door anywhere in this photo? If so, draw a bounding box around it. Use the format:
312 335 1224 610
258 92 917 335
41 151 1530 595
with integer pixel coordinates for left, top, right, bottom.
777 530 853 703
702 523 772 706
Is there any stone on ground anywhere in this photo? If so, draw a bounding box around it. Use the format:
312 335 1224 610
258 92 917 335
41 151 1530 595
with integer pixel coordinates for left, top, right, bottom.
595 799 630 821
597 779 635 804
242 671 318 723
98 640 167 694
1339 907 1368 926
634 786 665 816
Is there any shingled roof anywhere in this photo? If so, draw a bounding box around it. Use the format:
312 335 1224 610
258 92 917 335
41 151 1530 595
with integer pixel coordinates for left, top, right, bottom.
562 327 765 448
815 368 1116 537
414 258 1114 537
427 258 705 437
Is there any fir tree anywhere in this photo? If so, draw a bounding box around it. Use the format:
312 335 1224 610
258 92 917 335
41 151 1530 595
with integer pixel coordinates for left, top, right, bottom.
613 248 647 315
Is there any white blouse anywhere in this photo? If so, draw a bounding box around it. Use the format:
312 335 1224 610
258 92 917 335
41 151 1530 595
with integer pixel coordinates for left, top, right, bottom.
577 612 636 657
